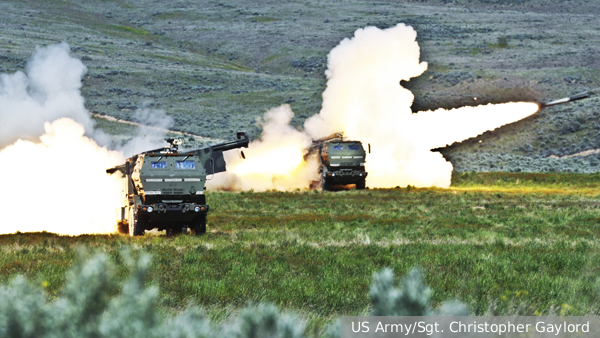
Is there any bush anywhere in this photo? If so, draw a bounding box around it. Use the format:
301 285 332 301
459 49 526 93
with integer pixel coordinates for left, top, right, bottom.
0 253 469 338
450 152 600 174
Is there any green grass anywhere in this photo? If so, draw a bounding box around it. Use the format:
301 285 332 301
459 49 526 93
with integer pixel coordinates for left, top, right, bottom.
150 53 252 72
107 24 150 36
1 172 600 318
152 12 188 20
263 54 282 63
490 36 510 48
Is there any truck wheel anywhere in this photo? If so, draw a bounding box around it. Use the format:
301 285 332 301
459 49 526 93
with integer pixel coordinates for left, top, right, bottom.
321 175 330 191
128 208 145 236
356 178 366 190
194 214 207 235
134 219 145 236
170 226 183 236
128 208 135 236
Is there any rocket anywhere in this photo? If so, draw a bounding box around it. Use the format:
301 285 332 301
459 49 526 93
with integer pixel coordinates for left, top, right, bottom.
539 88 599 108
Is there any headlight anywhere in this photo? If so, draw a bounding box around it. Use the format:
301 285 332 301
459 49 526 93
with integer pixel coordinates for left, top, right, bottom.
147 206 154 213
194 206 201 212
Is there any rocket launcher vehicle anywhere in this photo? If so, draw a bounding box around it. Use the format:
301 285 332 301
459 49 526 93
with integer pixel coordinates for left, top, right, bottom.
107 132 249 236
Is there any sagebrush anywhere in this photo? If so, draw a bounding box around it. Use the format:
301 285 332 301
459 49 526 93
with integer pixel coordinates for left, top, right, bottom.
0 252 467 338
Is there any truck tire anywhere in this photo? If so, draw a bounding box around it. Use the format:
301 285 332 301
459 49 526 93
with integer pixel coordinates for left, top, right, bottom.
170 226 183 236
321 175 330 191
356 178 366 190
128 207 145 236
194 214 207 235
134 220 145 236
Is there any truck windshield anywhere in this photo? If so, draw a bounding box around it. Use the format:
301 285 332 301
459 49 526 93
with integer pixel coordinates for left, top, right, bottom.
348 145 360 151
151 161 167 169
176 160 195 169
333 145 343 150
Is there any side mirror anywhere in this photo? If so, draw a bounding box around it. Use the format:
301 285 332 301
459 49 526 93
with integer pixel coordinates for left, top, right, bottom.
368 143 371 154
240 150 246 159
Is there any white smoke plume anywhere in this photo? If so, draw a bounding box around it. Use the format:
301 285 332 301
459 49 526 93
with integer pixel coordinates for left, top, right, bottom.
213 23 538 190
118 105 175 158
0 42 95 148
0 43 136 235
0 119 125 235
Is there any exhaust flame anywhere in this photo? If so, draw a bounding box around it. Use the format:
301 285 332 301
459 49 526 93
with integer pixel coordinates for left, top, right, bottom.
0 43 126 235
211 23 539 190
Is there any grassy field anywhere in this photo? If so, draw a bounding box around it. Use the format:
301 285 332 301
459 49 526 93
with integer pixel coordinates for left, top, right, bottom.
2 172 600 322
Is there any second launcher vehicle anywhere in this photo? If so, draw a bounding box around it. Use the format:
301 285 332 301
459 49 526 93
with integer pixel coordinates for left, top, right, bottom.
309 132 370 191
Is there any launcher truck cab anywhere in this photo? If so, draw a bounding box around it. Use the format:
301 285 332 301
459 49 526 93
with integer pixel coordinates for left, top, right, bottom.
311 133 369 190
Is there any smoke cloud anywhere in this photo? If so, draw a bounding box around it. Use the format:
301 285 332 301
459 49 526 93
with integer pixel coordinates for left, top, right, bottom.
0 42 94 148
0 43 127 235
0 118 125 235
0 43 185 234
304 23 538 188
118 105 175 158
206 105 318 191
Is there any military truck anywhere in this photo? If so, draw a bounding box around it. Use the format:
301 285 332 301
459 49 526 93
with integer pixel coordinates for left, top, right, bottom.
310 132 369 190
106 132 249 236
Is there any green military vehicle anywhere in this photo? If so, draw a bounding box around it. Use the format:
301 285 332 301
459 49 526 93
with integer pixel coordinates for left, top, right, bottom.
310 133 369 190
106 132 249 236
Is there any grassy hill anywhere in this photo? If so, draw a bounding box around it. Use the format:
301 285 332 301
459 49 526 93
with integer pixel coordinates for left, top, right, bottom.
2 0 600 171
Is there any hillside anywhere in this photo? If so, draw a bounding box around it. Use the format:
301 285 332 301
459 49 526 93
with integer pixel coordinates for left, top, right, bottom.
1 0 599 171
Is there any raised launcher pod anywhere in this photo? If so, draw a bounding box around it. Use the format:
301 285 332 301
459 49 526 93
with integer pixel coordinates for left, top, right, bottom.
308 132 370 191
106 132 249 236
539 88 600 109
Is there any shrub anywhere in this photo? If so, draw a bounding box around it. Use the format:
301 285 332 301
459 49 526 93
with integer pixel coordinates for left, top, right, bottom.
0 253 469 338
496 36 509 47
